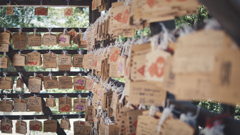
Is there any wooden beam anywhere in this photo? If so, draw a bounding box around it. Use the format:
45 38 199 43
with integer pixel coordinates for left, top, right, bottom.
0 93 90 98
0 0 90 7
1 49 88 55
0 28 86 33
0 114 85 120
0 71 88 77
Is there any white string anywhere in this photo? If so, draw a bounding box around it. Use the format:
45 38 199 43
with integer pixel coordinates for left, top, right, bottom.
4 28 6 32
149 106 159 117
48 115 52 120
48 72 52 80
63 94 68 104
34 28 37 37
62 50 67 55
18 94 22 103
63 28 68 35
18 72 23 79
18 50 22 55
49 95 54 99
62 115 66 120
4 116 8 123
34 116 37 122
18 28 22 35
78 49 83 55
78 28 82 35
3 52 6 57
34 72 37 78
180 106 200 127
157 105 174 134
4 95 7 104
78 73 82 77
19 115 22 126
64 72 68 76
78 94 82 103
3 72 7 81
47 28 52 35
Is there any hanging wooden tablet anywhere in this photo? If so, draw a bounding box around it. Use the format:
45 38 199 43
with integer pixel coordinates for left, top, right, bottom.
73 54 84 67
60 118 70 130
1 118 12 133
0 77 13 89
69 29 77 39
59 96 72 112
27 51 42 66
58 33 71 47
0 100 12 112
0 44 9 52
105 125 119 135
80 34 87 48
30 121 42 131
85 106 94 123
74 76 86 90
129 81 166 106
28 96 42 112
74 121 85 135
211 49 240 105
35 7 48 16
16 78 24 88
145 50 171 82
46 97 56 108
14 100 27 112
13 54 26 66
42 34 57 46
43 52 57 68
64 8 73 16
6 7 13 15
59 76 72 89
28 77 42 93
44 120 57 132
173 30 231 74
12 32 27 49
28 34 42 46
109 47 121 64
160 117 194 135
58 54 72 71
74 98 86 112
16 120 27 134
0 56 9 68
0 32 11 44
73 34 80 46
44 76 58 89
127 110 143 135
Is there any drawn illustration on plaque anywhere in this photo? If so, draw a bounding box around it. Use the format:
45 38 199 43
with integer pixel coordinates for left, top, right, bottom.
59 37 67 43
36 8 47 15
61 105 70 111
148 57 165 77
147 0 155 8
94 61 97 68
137 65 145 76
122 9 129 24
77 79 84 85
111 50 119 62
220 61 231 86
76 105 84 110
65 9 72 16
114 13 122 22
31 124 40 130
119 62 123 72
2 124 10 130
